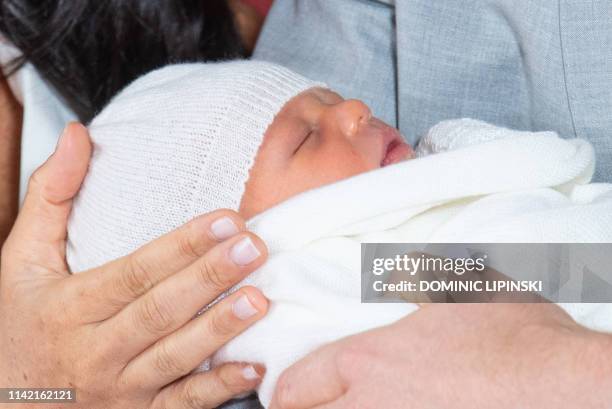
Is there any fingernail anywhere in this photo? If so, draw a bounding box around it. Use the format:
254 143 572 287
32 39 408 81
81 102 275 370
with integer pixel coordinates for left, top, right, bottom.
211 217 239 240
242 365 262 381
233 294 258 320
229 237 260 266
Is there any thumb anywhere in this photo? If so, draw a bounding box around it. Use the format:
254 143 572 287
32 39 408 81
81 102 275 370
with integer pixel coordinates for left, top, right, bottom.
270 342 347 409
5 122 92 276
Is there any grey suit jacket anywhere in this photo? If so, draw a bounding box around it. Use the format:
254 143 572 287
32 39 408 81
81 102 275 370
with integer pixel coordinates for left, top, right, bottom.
255 0 612 182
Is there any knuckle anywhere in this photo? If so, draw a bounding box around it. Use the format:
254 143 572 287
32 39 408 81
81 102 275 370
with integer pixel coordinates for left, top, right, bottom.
153 341 187 377
215 366 244 394
274 371 298 409
136 294 175 335
120 255 155 296
113 368 132 393
336 339 380 383
176 227 201 259
207 308 235 338
27 167 45 194
149 393 169 409
196 259 231 292
182 382 207 409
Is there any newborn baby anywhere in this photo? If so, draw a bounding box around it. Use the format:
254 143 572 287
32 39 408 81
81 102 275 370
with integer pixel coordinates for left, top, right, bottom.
67 61 612 407
240 86 413 218
67 61 413 271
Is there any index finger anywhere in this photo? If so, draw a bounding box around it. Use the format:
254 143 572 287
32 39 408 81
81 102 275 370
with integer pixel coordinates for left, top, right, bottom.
71 209 245 317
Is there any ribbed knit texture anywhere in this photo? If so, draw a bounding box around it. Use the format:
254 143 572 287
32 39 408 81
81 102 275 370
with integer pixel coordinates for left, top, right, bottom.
67 61 322 271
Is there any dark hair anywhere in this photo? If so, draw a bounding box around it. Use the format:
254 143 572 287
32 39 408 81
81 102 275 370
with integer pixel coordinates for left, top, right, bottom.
0 0 245 122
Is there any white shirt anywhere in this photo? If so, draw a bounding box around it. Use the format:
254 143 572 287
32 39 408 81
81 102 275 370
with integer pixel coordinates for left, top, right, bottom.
0 39 77 203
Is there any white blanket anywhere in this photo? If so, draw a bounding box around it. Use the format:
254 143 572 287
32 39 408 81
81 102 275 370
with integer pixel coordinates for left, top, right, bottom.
212 119 612 407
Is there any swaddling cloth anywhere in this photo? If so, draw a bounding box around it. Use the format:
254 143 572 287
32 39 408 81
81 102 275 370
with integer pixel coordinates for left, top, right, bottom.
213 120 612 406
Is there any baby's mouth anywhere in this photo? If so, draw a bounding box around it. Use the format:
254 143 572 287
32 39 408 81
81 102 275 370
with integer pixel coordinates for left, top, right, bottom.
380 126 414 167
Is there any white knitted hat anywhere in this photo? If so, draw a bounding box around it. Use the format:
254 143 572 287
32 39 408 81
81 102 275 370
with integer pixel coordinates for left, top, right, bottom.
67 61 323 272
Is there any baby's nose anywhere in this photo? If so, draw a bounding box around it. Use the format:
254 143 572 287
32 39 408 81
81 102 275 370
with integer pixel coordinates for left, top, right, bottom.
335 100 372 138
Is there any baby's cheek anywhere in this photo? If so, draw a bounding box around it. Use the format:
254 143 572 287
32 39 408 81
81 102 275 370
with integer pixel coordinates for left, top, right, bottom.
240 166 289 218
326 144 378 175
242 145 375 218
310 148 374 185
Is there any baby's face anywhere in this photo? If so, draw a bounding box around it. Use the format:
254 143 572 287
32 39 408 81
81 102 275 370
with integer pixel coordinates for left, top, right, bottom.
239 88 413 218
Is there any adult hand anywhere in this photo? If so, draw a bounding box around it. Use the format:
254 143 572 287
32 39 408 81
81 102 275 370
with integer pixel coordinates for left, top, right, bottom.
271 303 612 409
0 123 269 408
